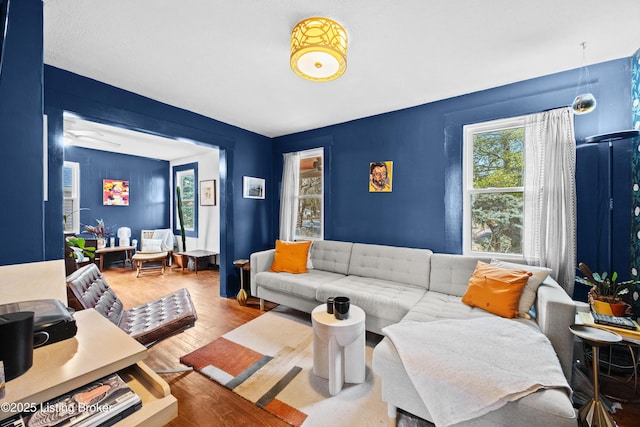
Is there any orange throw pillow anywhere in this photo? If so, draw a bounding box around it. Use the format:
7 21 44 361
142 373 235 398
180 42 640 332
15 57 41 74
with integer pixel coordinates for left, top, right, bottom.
269 240 312 274
462 261 532 318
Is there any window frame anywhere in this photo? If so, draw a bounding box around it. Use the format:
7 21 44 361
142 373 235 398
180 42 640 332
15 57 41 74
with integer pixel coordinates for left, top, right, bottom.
63 161 81 234
462 116 525 257
294 147 324 241
173 162 198 238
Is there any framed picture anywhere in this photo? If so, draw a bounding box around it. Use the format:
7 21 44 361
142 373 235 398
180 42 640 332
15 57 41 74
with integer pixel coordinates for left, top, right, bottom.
103 179 129 205
200 179 216 206
243 176 265 199
369 161 393 192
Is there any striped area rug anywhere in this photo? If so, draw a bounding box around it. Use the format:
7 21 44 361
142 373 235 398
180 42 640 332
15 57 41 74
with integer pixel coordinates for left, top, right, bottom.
179 306 390 426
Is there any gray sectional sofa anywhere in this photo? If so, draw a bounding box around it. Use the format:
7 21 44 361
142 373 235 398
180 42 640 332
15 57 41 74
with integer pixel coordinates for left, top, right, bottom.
250 240 577 426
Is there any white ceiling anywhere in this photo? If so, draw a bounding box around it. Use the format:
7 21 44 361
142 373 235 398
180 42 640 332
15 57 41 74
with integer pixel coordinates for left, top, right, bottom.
63 114 214 161
44 0 640 142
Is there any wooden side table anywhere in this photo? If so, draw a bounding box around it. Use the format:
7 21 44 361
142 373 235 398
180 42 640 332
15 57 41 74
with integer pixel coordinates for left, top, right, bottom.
233 259 250 305
570 324 622 427
176 250 218 273
95 245 135 271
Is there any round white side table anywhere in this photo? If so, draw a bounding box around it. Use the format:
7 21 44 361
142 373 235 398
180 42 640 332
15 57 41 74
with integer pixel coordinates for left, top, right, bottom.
311 303 366 395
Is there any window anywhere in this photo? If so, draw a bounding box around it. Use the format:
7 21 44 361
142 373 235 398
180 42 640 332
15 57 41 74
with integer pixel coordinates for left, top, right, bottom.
463 117 525 256
295 148 324 239
63 161 80 233
281 148 324 241
173 163 198 236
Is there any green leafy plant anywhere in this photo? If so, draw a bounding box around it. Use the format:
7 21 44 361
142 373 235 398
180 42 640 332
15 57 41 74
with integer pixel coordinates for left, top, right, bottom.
576 262 634 302
66 236 96 260
176 186 187 252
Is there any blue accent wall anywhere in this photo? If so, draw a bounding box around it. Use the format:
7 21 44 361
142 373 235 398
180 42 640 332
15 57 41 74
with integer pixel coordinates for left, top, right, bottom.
44 67 272 297
273 58 633 299
1 0 636 301
64 147 170 244
0 0 43 265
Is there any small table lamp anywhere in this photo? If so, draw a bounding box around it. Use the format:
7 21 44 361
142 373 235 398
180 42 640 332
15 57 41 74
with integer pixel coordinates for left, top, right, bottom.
117 227 131 247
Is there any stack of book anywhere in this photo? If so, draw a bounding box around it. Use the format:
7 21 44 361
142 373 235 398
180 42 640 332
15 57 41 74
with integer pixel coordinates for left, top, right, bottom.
2 373 141 427
578 311 640 343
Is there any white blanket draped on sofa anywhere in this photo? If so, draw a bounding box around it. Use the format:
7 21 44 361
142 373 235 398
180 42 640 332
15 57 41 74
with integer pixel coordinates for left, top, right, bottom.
383 317 571 427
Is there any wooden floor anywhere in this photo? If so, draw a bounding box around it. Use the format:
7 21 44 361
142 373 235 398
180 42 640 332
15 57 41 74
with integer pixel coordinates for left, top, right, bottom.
103 265 640 427
104 265 289 427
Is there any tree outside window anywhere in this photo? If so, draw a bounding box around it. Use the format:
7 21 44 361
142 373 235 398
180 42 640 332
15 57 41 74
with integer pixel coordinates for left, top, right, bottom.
295 149 323 239
173 162 198 237
464 118 524 255
177 171 195 230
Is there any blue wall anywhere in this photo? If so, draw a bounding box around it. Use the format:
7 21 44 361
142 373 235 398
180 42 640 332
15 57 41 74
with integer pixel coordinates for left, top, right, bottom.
0 0 43 264
43 66 273 297
273 58 633 298
1 0 635 301
64 147 170 243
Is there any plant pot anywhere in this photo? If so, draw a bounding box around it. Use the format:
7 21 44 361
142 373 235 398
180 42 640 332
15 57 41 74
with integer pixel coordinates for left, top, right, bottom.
610 302 627 317
173 253 188 269
591 299 614 315
97 238 106 249
591 299 628 317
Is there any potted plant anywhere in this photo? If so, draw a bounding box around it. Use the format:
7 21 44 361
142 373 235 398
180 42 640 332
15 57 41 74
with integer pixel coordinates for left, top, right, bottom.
576 262 635 316
82 219 115 249
66 236 96 262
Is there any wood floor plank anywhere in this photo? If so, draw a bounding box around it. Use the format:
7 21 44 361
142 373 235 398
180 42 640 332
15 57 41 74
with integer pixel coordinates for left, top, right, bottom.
104 265 289 426
102 265 640 427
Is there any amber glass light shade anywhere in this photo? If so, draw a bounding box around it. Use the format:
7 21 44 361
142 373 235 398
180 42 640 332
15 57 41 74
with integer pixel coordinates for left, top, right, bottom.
290 17 348 82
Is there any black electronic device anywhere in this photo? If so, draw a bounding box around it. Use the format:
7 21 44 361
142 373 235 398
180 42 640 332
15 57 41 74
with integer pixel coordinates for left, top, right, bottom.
0 299 77 348
0 311 34 380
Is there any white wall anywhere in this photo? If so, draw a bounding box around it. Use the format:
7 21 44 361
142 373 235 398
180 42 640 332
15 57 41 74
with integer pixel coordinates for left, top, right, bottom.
171 147 220 255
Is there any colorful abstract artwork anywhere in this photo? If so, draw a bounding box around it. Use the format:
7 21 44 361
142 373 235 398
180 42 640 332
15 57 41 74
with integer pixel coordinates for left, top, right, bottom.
103 179 129 206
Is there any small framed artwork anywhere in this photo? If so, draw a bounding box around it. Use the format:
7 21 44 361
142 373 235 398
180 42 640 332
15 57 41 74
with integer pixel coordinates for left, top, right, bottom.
369 161 393 192
103 179 129 205
243 176 265 199
200 179 216 206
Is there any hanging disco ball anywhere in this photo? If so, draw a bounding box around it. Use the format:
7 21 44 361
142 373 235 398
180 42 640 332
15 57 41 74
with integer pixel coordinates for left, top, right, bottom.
572 93 597 115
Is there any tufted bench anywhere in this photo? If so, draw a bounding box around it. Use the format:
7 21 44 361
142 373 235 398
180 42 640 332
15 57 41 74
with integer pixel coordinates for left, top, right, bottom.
66 263 197 346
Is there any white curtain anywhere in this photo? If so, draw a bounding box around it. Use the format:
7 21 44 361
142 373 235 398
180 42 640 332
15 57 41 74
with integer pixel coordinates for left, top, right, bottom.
523 107 577 296
279 152 300 241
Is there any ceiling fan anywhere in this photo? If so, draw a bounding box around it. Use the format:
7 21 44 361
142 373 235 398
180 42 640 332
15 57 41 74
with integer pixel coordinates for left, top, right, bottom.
63 129 121 147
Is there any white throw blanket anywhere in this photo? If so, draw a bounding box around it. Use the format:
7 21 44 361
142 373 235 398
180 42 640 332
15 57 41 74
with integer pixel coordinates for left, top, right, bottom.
382 317 571 427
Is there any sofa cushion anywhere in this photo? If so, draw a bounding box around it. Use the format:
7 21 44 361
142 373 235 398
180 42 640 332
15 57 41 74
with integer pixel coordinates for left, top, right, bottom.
429 253 494 296
141 238 163 252
462 261 532 318
270 240 312 274
309 240 354 275
490 259 552 317
316 275 427 323
402 291 499 323
255 269 346 300
348 243 432 288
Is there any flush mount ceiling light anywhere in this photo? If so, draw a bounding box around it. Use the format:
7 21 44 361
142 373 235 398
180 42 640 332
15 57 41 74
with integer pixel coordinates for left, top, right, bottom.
290 17 348 82
571 42 597 115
